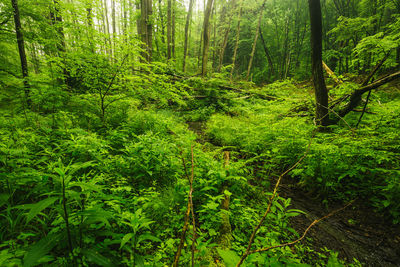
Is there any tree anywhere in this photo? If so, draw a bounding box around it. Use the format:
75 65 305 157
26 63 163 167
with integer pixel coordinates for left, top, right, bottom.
183 0 195 72
246 0 267 81
201 0 214 76
139 0 153 62
230 1 242 81
11 0 31 107
308 0 329 126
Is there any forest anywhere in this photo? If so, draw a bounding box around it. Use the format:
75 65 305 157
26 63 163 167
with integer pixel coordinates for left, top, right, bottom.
0 0 400 266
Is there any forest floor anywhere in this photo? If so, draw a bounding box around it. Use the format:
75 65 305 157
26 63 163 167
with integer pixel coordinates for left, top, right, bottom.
187 120 400 267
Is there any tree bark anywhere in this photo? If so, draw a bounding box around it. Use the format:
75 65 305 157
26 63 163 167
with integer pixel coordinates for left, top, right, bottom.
172 0 176 59
183 0 195 72
308 0 329 126
201 0 214 76
246 0 267 81
140 0 153 62
103 0 112 57
112 0 116 55
338 71 400 119
259 28 275 78
11 0 31 107
167 0 172 59
230 2 242 81
218 0 236 72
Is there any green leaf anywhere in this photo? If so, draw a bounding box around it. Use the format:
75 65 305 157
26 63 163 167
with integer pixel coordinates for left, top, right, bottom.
120 233 134 249
216 248 241 267
0 194 9 208
23 233 60 267
133 253 145 267
82 249 114 267
26 197 59 223
137 233 161 245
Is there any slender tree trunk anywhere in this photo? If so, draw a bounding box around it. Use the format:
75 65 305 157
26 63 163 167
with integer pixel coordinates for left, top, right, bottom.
246 0 267 81
201 0 214 76
217 0 235 72
218 0 235 72
11 0 31 107
183 0 195 72
158 0 165 45
103 0 112 57
259 28 275 78
230 2 242 81
167 0 172 59
140 0 153 62
112 0 116 56
280 17 289 79
172 0 176 59
308 0 329 126
86 1 95 52
212 2 217 70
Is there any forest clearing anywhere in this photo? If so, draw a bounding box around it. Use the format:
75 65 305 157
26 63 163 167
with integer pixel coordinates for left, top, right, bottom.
1 0 400 266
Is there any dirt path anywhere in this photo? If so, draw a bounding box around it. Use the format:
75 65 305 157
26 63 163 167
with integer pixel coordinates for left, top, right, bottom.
280 182 400 266
187 120 400 266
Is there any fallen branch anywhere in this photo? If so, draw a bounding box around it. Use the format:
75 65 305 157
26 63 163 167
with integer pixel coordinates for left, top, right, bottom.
322 61 342 85
248 200 355 255
362 52 391 86
338 70 400 119
236 132 315 267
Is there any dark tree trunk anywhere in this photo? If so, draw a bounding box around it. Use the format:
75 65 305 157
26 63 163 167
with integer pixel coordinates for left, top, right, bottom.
259 28 275 78
308 0 329 126
140 0 153 62
183 0 195 72
11 0 31 107
201 0 214 76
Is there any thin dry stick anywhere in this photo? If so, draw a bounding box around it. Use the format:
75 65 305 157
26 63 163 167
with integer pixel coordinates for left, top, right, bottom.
189 145 197 267
236 133 315 267
318 103 355 135
249 200 355 254
173 146 196 267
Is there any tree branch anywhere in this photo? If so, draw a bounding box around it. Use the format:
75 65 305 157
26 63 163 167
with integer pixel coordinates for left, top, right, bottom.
338 70 400 118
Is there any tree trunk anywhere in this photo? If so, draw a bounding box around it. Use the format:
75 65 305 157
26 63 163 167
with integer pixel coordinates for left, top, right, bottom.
201 0 214 76
112 0 116 56
167 0 172 59
139 0 153 62
246 0 267 81
86 1 95 52
11 0 31 107
308 0 329 126
158 0 165 45
172 0 176 59
259 28 275 78
218 0 236 72
183 0 195 72
103 0 112 57
230 2 242 81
